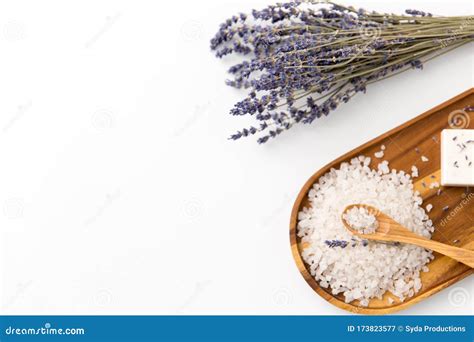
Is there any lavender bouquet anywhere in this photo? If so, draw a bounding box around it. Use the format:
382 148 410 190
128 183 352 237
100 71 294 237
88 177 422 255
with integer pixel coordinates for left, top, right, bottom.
211 1 474 143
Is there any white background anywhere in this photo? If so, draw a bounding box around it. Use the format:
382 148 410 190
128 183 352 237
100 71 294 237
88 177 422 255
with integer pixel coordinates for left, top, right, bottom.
0 0 472 315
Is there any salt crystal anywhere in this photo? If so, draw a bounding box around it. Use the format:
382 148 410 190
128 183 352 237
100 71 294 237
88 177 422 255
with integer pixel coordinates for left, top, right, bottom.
374 151 384 158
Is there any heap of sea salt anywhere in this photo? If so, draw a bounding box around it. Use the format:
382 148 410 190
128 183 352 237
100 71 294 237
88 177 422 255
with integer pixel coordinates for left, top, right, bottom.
297 156 434 306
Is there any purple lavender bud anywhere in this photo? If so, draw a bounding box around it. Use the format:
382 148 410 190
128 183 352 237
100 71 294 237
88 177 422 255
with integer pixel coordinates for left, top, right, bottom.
406 9 432 17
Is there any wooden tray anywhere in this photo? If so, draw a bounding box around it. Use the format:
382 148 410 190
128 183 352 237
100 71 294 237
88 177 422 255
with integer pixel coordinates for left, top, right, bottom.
290 88 474 314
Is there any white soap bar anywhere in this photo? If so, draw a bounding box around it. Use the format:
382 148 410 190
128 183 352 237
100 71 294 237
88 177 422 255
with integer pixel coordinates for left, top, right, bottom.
441 129 474 187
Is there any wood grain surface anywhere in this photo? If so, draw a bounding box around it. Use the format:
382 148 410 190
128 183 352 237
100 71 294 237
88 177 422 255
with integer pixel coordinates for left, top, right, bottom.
290 88 474 314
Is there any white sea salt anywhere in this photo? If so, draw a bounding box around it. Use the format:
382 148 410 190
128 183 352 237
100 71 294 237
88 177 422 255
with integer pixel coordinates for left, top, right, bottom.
421 155 429 162
378 160 390 174
297 156 434 306
343 207 378 234
374 151 384 158
411 165 419 178
426 204 433 212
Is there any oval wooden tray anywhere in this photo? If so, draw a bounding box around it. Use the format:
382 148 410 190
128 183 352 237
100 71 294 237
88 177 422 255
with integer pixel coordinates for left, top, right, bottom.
290 88 474 314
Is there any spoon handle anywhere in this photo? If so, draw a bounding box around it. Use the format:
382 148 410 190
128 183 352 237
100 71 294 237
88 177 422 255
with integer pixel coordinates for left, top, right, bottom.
342 204 474 268
395 234 474 268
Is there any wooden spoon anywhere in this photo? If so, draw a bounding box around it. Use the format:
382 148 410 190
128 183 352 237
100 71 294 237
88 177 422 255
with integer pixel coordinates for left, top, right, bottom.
341 204 474 268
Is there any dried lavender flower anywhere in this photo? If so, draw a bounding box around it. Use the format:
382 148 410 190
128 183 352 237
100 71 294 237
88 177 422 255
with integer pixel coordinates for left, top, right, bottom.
211 1 474 143
325 239 349 248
